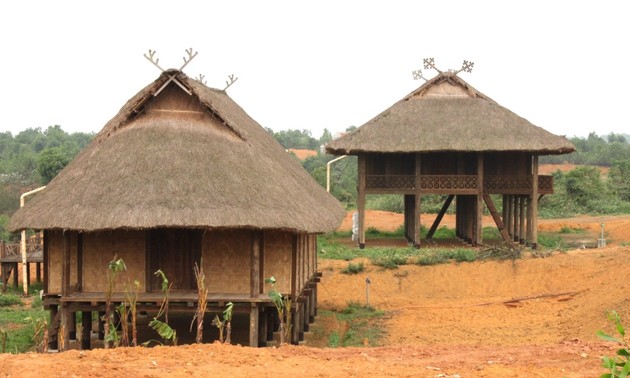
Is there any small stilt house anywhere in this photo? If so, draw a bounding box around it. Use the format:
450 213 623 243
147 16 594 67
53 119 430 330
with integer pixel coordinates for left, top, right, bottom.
9 68 344 349
326 70 574 248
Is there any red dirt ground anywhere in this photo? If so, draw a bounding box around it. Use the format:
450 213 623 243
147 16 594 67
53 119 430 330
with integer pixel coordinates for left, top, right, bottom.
2 211 630 377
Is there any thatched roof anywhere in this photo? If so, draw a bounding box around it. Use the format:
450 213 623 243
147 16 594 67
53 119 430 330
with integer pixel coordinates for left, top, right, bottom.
326 72 575 155
10 70 344 233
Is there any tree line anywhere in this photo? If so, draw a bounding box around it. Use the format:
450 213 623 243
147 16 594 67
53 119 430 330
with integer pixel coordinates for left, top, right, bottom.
0 126 628 241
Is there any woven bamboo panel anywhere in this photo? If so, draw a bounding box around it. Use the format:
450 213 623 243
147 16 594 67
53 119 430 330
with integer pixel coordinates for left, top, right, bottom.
82 230 146 292
263 231 292 294
202 230 251 294
47 230 63 293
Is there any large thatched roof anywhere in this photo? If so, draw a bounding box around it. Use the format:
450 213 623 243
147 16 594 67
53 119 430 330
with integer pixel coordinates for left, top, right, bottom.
10 70 344 233
326 72 575 155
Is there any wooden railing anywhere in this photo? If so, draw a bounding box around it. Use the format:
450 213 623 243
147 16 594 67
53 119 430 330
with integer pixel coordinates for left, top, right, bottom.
365 174 554 194
0 241 43 262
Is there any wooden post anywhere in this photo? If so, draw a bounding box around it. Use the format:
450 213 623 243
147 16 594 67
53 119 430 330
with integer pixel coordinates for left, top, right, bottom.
513 196 520 242
505 195 513 239
414 153 422 247
69 312 77 341
258 308 268 347
250 231 261 298
475 153 484 245
43 230 49 293
36 262 41 283
526 196 533 245
292 304 300 345
519 195 526 244
249 303 259 347
59 232 71 351
81 311 92 350
357 154 366 248
531 155 539 249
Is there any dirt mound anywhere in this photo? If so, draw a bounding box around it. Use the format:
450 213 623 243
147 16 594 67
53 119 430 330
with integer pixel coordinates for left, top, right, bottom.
539 163 609 175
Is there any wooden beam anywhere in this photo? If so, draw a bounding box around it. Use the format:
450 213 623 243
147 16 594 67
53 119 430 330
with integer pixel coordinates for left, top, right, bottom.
531 155 539 249
357 154 366 248
426 195 454 239
519 195 526 244
476 153 484 245
483 195 514 247
249 303 259 347
250 231 261 297
81 311 91 350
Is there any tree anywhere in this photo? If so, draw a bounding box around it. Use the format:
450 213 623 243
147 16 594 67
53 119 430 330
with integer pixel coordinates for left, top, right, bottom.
37 147 71 184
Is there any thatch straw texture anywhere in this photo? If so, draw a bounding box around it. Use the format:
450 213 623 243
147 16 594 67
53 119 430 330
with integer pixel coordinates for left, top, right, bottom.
10 71 344 233
326 72 575 155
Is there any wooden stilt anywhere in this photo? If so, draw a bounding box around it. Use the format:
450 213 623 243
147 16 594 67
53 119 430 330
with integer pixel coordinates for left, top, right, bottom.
513 196 520 242
526 196 533 245
81 311 92 350
475 154 484 246
98 311 105 340
357 154 366 249
69 311 77 341
36 262 41 283
291 305 300 345
258 308 268 347
48 305 59 350
519 195 526 244
531 156 539 249
249 303 259 347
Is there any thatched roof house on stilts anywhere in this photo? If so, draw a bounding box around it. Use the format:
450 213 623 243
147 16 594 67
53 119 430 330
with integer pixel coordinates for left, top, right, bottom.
10 57 344 349
326 61 574 249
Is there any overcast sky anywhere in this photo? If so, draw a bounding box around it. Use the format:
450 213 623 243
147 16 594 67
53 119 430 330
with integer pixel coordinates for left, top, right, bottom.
1 1 628 140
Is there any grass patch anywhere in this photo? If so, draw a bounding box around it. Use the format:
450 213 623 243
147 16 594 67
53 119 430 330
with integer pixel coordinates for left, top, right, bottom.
0 293 23 307
537 233 569 250
341 262 365 275
0 299 47 353
332 302 386 347
415 248 477 265
559 227 586 234
371 251 408 270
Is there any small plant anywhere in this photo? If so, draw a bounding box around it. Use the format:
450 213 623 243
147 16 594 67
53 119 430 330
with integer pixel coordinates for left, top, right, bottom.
125 280 140 346
0 293 22 307
0 327 6 353
597 310 629 377
24 317 48 353
371 252 407 270
341 262 365 275
146 269 177 346
223 302 233 344
191 262 208 344
104 256 126 349
265 276 292 345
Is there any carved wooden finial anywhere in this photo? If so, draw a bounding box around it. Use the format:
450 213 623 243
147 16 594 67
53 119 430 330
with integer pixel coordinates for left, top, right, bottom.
223 74 238 91
412 58 474 81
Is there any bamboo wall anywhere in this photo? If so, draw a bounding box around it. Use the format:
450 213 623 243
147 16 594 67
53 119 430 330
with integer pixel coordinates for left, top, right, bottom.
45 228 316 299
202 229 252 294
263 230 292 294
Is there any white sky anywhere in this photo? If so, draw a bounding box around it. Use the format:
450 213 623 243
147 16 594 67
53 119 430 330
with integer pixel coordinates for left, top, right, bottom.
1 1 628 140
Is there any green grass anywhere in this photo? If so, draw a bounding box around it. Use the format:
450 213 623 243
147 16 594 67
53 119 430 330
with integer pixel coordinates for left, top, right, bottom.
559 227 587 234
537 233 569 250
332 302 386 347
341 262 365 275
0 285 47 353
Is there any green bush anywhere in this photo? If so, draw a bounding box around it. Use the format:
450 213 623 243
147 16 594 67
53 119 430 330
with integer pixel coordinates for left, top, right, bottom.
341 262 365 275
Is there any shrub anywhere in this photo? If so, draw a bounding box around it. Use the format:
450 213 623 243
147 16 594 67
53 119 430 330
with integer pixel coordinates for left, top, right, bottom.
341 262 365 275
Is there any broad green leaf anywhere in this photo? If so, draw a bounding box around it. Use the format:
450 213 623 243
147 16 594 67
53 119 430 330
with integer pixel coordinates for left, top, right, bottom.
618 348 630 357
598 331 621 343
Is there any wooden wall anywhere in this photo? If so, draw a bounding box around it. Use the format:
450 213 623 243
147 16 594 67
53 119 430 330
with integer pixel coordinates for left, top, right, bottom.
202 229 252 294
45 228 317 299
263 231 292 295
82 230 146 292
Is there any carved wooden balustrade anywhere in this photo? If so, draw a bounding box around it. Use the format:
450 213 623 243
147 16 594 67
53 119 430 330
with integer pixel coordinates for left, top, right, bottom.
365 174 553 194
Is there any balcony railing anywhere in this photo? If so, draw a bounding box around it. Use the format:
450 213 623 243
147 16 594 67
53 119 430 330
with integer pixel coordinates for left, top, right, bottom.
365 174 553 194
